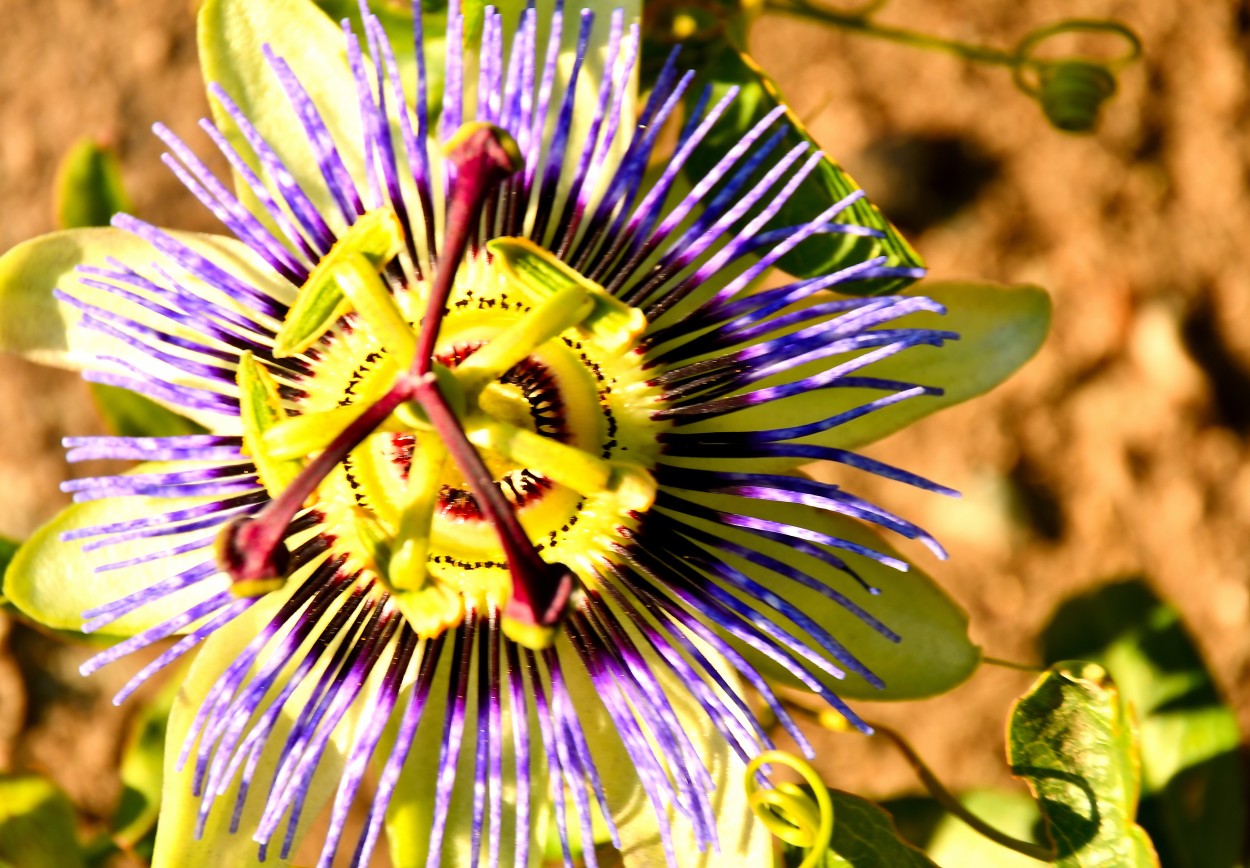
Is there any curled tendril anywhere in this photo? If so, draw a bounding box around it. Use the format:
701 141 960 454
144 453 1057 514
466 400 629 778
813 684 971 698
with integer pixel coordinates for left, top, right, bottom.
744 750 835 868
1012 20 1142 132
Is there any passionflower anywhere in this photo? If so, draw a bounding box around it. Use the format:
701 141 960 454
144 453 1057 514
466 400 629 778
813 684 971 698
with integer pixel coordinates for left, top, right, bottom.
0 0 1050 864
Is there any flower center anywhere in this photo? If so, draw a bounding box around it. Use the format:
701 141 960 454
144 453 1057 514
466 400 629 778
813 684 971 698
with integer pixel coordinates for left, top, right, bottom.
300 255 663 636
218 122 667 648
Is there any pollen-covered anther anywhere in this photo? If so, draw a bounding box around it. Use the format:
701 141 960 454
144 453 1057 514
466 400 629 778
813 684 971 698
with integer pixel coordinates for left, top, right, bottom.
465 417 657 510
273 207 406 359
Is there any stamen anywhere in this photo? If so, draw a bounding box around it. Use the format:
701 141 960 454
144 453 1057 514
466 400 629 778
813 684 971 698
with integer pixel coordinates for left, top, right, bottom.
465 418 656 511
217 379 411 588
273 208 405 358
388 437 447 590
451 283 593 396
237 352 304 500
489 237 647 353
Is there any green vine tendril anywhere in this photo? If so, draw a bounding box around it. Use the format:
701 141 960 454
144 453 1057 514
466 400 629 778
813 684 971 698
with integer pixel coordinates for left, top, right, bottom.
759 0 1141 132
744 750 836 867
1012 19 1141 132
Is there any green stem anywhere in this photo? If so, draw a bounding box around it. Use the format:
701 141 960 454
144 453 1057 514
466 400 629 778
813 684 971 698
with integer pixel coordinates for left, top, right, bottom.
983 655 1045 672
774 694 1056 863
869 722 1057 863
762 0 1019 67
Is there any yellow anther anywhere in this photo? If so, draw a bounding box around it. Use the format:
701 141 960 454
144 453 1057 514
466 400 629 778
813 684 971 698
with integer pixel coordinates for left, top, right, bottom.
487 237 647 353
453 283 594 396
331 252 416 366
236 352 305 499
262 403 401 460
387 439 448 592
393 584 466 639
274 208 406 357
500 617 559 650
465 418 656 510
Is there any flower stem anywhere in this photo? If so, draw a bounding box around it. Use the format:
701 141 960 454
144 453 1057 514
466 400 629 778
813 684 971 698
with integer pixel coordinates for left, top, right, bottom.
869 721 1056 863
982 655 1044 672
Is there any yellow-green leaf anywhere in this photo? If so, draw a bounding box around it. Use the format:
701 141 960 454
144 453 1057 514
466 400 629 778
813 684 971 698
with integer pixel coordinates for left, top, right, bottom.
0 775 86 868
1009 663 1160 867
53 138 132 231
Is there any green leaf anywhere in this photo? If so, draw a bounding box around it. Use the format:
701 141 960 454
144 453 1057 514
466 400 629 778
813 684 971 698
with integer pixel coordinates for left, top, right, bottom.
679 492 980 700
885 790 1043 868
112 672 180 851
0 537 18 577
200 0 364 226
783 789 938 867
0 775 87 868
53 138 132 231
686 41 922 288
152 591 353 868
685 280 1051 457
1008 662 1159 867
89 383 206 438
4 467 231 637
1039 579 1247 868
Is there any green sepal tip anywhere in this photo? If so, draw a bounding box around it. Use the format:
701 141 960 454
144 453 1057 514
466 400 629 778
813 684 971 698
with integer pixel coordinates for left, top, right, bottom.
53 137 132 231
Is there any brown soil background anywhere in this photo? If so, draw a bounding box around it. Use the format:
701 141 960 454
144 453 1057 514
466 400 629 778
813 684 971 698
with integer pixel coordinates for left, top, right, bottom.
1 0 1247 859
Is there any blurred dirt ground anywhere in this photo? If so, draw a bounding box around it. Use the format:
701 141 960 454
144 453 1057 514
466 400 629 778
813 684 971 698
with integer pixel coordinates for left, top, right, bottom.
1 0 1248 854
